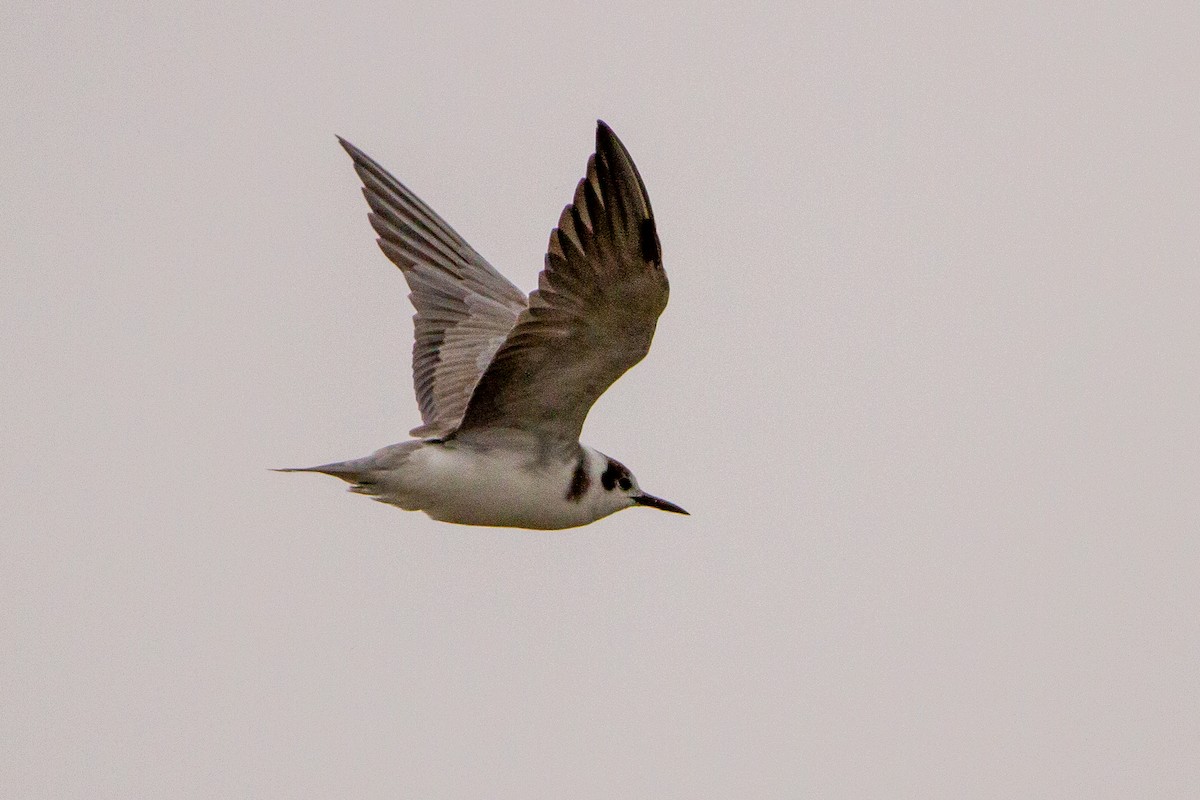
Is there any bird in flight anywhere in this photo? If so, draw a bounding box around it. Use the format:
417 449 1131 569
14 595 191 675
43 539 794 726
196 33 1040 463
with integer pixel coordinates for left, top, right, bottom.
281 121 687 529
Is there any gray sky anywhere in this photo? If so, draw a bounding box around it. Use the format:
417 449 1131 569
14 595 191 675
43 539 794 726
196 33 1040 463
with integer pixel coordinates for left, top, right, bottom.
3 2 1197 797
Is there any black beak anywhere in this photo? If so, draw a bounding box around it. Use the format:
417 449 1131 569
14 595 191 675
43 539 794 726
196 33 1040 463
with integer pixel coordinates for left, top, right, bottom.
633 493 689 515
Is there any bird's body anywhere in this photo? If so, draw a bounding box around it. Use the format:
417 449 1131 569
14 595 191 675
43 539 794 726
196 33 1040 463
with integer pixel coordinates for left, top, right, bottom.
298 437 640 530
282 122 686 529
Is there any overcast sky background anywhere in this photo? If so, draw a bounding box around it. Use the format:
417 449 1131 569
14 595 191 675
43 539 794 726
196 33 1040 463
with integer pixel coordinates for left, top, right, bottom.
3 2 1198 797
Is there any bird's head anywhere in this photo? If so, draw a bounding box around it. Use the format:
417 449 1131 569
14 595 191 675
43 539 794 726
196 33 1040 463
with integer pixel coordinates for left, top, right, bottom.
579 449 688 520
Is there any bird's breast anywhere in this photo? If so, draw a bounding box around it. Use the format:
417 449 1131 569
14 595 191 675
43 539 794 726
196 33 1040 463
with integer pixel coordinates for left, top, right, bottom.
399 441 597 530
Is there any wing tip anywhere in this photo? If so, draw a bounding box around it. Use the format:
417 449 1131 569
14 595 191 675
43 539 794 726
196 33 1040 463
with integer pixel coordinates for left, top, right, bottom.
595 120 621 154
592 120 654 221
337 135 368 164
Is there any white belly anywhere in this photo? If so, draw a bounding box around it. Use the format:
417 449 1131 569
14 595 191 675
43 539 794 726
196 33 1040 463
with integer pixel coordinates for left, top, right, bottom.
374 441 598 530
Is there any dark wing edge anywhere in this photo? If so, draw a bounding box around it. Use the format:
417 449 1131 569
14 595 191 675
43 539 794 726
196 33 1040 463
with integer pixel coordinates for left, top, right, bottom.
453 121 670 444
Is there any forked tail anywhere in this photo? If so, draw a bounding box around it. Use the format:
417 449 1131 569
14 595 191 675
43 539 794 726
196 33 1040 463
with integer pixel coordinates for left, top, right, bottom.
273 459 369 485
274 443 421 505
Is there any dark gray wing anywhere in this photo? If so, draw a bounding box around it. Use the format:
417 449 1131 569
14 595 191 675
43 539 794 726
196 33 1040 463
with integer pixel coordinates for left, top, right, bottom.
454 122 669 444
339 137 528 437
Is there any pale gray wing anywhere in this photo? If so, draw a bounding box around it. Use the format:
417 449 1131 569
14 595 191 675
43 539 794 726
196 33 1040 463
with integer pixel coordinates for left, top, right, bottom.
338 137 528 438
454 122 669 444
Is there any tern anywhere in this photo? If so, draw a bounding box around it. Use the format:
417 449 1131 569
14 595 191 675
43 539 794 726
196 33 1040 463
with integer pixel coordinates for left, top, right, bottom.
281 121 687 529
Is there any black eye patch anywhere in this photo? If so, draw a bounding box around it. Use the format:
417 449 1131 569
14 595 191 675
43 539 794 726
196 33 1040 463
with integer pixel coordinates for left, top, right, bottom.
601 460 623 491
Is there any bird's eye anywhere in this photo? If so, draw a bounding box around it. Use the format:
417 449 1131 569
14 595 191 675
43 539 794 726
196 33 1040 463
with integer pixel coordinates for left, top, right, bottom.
618 477 632 491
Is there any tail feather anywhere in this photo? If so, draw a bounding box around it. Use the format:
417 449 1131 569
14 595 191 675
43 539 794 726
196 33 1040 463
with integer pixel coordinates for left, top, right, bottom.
273 460 370 485
275 443 421 505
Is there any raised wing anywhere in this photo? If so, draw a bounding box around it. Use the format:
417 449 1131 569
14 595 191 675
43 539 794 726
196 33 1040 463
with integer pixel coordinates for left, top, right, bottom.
454 122 669 444
338 137 528 437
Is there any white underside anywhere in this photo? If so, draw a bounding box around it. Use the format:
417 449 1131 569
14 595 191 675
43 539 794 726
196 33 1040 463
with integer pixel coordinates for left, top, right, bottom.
364 441 618 530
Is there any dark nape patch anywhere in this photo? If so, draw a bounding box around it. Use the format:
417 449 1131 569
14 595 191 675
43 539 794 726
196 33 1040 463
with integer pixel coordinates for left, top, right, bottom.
639 217 661 263
565 454 590 502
